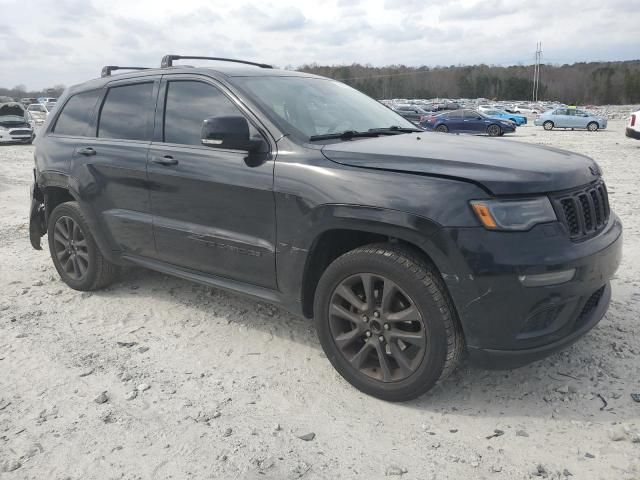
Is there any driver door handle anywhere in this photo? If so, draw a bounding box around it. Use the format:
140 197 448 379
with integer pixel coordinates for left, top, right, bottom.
151 155 178 166
77 147 96 156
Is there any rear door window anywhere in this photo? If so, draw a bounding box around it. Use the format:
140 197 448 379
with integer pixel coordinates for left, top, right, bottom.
98 83 155 141
53 91 100 136
163 80 245 146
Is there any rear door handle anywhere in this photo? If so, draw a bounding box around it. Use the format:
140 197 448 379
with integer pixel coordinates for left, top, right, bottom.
151 155 178 166
77 147 96 156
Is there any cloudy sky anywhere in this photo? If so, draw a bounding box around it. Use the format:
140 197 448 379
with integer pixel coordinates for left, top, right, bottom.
1 0 639 89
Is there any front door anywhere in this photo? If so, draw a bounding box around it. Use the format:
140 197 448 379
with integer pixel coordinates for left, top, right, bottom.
147 76 277 289
462 109 486 133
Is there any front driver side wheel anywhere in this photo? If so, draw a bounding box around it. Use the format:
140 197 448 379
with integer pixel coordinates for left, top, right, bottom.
48 202 119 291
487 124 502 137
313 244 464 401
435 125 449 133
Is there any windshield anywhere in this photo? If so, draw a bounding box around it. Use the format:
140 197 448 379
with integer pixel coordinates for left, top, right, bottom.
234 76 415 140
29 104 46 112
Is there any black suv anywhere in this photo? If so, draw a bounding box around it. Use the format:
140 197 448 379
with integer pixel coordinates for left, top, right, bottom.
29 56 622 401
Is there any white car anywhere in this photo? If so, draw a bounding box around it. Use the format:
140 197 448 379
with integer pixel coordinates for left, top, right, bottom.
0 102 35 144
509 104 539 115
626 109 640 140
27 103 52 126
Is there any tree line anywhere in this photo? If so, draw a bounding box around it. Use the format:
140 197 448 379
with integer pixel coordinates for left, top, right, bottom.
299 60 640 104
2 60 639 105
0 84 66 102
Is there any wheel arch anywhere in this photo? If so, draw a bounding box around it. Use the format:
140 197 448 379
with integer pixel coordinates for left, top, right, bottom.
292 206 453 319
37 173 121 264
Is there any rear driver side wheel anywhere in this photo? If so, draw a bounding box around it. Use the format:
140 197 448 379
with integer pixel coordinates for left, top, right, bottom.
587 122 599 132
48 202 119 291
313 243 464 401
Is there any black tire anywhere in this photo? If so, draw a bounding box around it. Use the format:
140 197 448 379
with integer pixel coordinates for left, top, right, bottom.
435 124 449 133
543 121 554 131
47 201 119 291
313 243 464 402
587 122 599 132
487 124 501 137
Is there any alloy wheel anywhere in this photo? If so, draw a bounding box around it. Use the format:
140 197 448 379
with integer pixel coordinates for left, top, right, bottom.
52 216 89 281
328 273 427 382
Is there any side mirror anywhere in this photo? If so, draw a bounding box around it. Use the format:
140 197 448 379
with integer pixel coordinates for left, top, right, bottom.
201 116 253 150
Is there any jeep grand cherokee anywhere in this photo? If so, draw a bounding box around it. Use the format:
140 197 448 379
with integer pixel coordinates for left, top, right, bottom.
28 55 622 401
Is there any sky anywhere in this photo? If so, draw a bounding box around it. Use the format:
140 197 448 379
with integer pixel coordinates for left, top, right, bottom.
1 0 639 90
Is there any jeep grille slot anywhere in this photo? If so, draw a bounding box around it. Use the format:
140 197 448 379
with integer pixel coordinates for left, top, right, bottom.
553 181 610 241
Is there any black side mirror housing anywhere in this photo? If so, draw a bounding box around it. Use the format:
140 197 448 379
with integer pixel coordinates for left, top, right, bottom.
202 116 252 150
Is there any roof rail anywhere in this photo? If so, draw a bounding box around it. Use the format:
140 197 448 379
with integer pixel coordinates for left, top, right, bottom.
160 55 273 69
101 66 150 78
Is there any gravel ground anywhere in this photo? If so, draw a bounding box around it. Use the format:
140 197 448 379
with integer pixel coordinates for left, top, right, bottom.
1 121 639 480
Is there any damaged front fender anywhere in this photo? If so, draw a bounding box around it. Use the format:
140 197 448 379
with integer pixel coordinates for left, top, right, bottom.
29 182 46 250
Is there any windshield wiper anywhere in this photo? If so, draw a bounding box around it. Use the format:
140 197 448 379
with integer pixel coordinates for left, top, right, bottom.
369 126 423 134
309 130 382 141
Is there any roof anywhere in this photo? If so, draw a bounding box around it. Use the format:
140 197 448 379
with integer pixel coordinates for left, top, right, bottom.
68 65 325 95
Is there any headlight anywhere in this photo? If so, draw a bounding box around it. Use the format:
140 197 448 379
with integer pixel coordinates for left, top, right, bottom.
470 197 557 231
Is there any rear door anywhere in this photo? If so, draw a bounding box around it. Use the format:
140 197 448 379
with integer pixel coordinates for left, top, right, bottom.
553 109 568 127
70 78 159 257
444 110 465 132
147 75 277 288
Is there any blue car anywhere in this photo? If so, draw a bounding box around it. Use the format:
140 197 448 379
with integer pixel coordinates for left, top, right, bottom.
534 108 607 131
420 109 516 136
482 109 527 126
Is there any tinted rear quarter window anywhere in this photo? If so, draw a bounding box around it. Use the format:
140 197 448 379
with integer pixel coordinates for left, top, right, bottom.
98 83 154 141
53 91 100 136
163 80 243 146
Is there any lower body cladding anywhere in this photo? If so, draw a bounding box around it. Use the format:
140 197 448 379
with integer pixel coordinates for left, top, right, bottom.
434 214 623 369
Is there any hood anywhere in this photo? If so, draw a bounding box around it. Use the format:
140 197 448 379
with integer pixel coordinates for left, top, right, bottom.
0 102 26 117
321 132 601 195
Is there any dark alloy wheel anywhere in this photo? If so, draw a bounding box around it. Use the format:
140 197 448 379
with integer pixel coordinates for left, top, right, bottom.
487 124 501 137
435 125 448 133
329 273 426 382
52 216 90 281
48 201 119 291
314 243 464 401
543 121 554 131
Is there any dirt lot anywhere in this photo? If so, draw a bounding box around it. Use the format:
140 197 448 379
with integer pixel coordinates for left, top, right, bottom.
1 121 639 480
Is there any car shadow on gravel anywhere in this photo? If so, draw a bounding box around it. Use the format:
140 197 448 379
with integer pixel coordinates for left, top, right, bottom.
88 266 633 422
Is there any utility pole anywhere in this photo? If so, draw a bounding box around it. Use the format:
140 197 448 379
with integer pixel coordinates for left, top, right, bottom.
532 42 543 102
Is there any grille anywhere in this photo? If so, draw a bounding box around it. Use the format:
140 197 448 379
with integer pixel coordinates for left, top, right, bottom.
10 130 31 136
553 181 610 241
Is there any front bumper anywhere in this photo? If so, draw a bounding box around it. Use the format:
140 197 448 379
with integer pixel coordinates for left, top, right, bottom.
432 214 623 369
0 128 34 143
626 127 640 140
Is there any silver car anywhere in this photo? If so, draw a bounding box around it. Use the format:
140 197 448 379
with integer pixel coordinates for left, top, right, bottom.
534 108 607 131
